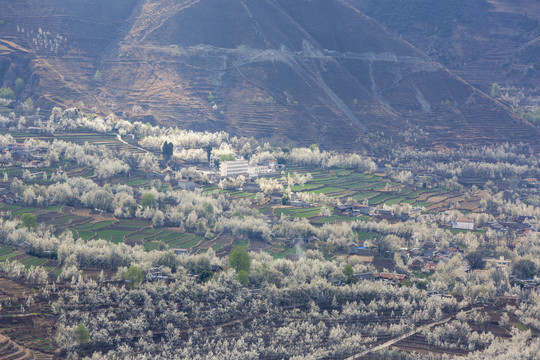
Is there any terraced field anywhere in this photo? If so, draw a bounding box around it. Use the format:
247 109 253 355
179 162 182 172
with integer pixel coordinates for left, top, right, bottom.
0 203 206 276
282 168 460 212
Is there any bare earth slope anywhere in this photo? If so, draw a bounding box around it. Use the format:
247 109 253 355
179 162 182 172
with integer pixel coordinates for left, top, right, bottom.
355 0 540 102
1 0 538 150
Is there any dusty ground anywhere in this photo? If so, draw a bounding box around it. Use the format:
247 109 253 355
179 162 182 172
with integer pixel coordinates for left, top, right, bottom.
0 276 55 359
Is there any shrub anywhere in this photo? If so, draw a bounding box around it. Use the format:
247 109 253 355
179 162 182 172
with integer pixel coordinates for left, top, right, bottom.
0 87 15 99
76 324 89 344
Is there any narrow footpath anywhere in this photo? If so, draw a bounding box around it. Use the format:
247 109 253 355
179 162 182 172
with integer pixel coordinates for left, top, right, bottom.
347 306 484 359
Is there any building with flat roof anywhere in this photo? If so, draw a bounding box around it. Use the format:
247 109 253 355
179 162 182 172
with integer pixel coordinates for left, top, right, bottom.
453 219 475 230
220 160 249 177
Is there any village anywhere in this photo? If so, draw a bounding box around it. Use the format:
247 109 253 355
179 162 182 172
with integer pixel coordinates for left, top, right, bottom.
0 108 536 359
0 111 536 296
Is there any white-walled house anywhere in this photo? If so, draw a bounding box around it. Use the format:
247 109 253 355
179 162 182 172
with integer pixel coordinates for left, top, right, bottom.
220 160 249 177
453 219 475 230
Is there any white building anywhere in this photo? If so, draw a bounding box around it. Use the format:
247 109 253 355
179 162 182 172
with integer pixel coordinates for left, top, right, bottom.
220 160 249 177
483 256 511 268
249 165 276 177
453 219 475 230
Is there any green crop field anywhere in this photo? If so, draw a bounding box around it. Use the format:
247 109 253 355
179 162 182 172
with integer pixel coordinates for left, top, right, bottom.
368 193 395 204
87 221 116 230
290 183 322 191
144 242 162 251
95 229 133 244
124 179 152 186
0 245 14 256
0 252 19 261
384 197 406 206
23 258 48 269
310 187 343 194
269 247 297 259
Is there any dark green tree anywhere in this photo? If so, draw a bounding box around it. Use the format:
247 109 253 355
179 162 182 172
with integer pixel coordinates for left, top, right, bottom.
465 251 485 270
416 280 428 290
141 192 156 208
124 266 143 289
162 141 173 161
343 264 357 284
373 236 395 258
0 87 15 99
229 246 251 272
15 78 24 94
343 264 354 278
513 259 537 279
199 269 213 283
219 154 235 161
236 269 249 287
281 194 289 205
204 145 212 163
20 213 36 229
76 324 89 345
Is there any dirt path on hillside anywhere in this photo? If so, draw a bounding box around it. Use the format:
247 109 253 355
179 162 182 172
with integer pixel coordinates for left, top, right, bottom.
346 307 483 359
116 134 149 153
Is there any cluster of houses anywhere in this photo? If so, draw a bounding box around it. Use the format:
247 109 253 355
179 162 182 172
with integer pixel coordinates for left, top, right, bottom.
520 178 538 188
487 217 536 237
404 246 464 273
335 203 422 221
146 168 197 190
143 156 282 193
0 142 47 166
0 187 22 204
144 255 225 283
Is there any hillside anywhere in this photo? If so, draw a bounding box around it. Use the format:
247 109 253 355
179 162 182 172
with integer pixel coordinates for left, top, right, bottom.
355 0 540 104
1 0 539 151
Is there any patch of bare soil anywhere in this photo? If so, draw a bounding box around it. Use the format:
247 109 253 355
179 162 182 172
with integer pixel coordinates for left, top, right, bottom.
247 240 272 252
192 233 234 255
0 275 56 357
0 277 30 301
0 332 53 360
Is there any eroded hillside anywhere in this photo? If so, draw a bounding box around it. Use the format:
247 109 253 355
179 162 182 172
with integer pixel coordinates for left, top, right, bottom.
1 0 539 151
355 0 540 103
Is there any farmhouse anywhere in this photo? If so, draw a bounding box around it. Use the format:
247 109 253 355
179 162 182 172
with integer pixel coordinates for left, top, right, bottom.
424 262 438 272
354 273 378 282
453 219 474 230
376 272 407 283
249 165 276 177
335 204 354 216
172 248 189 256
178 176 196 190
520 178 538 188
355 204 371 215
409 257 425 271
374 209 394 218
483 256 511 268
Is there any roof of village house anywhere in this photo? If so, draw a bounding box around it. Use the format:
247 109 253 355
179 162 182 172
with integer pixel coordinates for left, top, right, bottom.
456 219 474 223
377 272 407 281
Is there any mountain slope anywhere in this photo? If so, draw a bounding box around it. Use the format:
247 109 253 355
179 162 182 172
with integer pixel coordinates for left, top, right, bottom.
1 0 538 151
354 0 540 103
